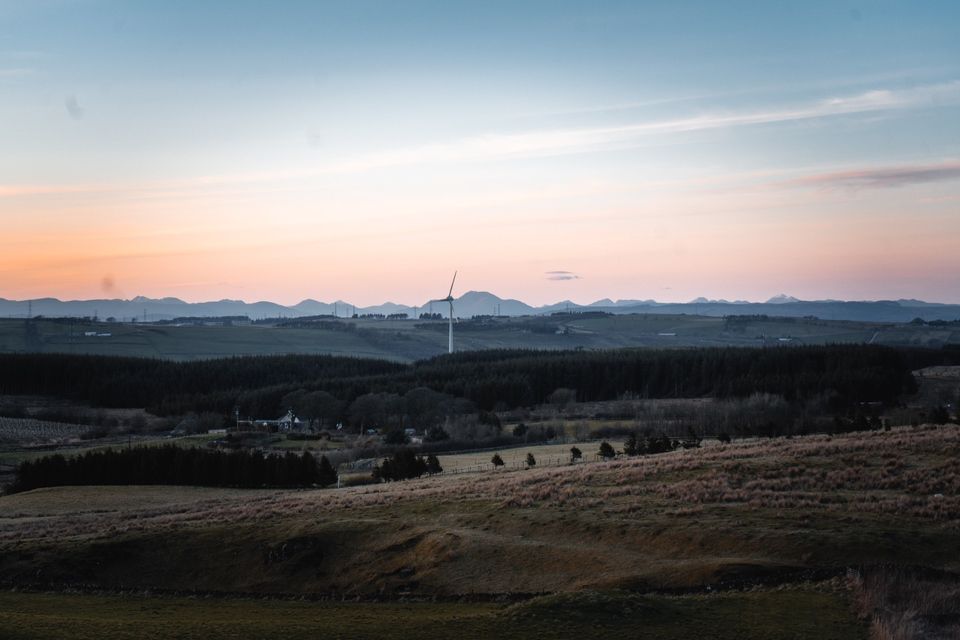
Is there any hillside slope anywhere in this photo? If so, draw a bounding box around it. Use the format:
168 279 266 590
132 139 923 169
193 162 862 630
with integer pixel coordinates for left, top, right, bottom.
1 425 957 596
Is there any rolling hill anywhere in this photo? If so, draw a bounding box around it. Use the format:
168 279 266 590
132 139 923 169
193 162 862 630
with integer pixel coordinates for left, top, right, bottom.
2 293 959 323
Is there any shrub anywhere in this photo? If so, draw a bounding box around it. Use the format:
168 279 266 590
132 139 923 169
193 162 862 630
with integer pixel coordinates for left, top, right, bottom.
491 453 505 468
526 452 536 467
599 441 616 460
317 455 338 487
425 454 443 475
375 449 428 482
569 446 582 463
646 434 674 454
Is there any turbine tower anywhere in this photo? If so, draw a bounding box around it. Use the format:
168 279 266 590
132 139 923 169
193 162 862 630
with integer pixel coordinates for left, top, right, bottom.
432 271 458 354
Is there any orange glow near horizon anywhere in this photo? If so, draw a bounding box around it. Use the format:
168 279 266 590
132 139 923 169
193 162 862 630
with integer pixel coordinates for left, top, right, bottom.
3 165 959 305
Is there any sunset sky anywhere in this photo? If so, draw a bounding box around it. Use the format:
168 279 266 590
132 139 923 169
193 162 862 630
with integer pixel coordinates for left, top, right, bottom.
2 1 959 306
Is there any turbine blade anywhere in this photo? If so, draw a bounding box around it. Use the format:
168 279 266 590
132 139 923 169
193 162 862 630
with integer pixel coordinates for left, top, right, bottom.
448 270 458 298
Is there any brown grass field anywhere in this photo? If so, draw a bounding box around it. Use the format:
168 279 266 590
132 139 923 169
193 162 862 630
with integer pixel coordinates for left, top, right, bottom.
436 439 626 472
1 424 958 638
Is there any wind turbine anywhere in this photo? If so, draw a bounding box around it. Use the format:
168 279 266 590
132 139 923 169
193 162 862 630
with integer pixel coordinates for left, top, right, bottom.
432 271 457 354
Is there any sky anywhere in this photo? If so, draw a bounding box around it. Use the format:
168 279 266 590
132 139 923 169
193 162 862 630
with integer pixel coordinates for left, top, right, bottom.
1 0 959 306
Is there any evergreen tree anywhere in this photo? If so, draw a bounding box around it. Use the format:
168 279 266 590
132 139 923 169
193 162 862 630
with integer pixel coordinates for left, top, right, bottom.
8 446 327 493
425 454 443 475
317 455 337 487
373 449 429 482
598 441 616 460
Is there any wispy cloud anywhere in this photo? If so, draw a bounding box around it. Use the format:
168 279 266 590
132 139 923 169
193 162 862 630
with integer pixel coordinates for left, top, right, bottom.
0 67 32 77
546 270 581 281
779 160 960 190
4 81 958 200
194 81 959 182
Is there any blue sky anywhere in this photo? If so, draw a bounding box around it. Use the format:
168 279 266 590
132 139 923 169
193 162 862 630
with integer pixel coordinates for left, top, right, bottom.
1 1 959 304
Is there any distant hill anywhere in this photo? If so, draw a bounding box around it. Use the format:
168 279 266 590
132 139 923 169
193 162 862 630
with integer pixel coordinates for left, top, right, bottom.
1 292 959 323
442 291 535 318
766 294 801 304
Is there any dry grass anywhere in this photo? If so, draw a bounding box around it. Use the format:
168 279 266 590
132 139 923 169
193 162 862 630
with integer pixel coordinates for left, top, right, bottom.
849 566 960 640
0 425 957 596
498 425 960 520
438 440 625 472
3 425 958 544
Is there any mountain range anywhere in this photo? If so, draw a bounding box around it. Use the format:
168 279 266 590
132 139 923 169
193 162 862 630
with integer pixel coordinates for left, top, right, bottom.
1 292 959 323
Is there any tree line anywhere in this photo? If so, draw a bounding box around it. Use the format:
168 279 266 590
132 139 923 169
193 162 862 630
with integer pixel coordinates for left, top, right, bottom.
1 345 955 424
6 446 337 494
372 449 442 482
0 353 404 413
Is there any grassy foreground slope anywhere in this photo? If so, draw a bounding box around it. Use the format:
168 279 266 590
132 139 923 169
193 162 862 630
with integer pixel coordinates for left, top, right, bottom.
0 588 866 640
1 425 957 597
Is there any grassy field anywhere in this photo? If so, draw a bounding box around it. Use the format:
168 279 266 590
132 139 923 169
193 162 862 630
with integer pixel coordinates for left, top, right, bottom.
0 587 867 640
2 425 957 637
2 425 957 593
2 314 955 361
437 440 626 472
0 319 444 361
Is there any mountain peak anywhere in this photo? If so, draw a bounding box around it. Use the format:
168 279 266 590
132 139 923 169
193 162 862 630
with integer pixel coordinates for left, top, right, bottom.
689 297 731 304
766 294 800 304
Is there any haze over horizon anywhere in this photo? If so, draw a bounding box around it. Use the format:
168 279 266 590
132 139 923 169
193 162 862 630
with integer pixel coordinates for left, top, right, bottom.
2 290 959 308
0 289 960 317
3 1 959 307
